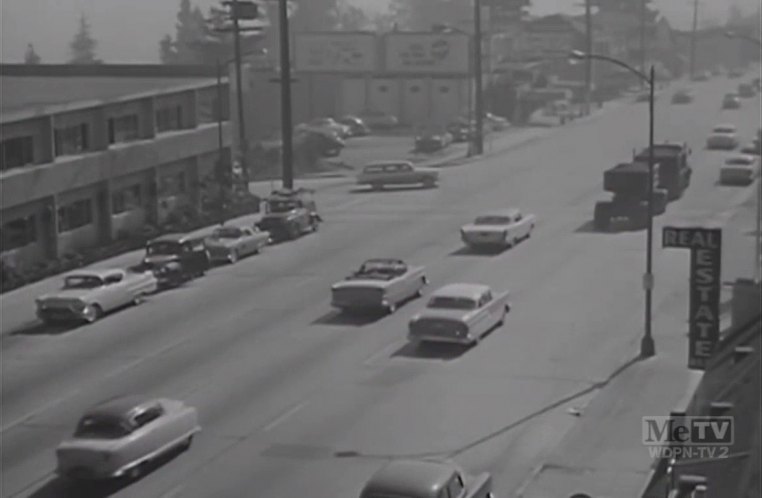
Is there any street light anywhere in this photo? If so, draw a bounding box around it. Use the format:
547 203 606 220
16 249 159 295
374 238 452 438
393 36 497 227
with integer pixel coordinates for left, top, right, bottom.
570 49 656 358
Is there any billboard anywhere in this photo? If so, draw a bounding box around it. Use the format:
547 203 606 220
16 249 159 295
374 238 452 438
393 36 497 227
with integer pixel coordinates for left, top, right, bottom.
294 33 377 73
384 33 470 74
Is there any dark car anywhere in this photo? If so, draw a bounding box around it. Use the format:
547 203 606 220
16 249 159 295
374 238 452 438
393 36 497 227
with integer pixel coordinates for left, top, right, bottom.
445 120 473 143
256 188 321 242
337 115 371 136
722 93 742 109
671 90 693 104
140 233 210 288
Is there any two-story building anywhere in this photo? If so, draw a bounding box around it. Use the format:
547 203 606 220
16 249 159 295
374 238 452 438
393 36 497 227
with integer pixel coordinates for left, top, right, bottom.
0 65 231 271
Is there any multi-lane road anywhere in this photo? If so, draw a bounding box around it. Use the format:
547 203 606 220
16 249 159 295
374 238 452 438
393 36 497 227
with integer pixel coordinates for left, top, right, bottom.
1 76 760 498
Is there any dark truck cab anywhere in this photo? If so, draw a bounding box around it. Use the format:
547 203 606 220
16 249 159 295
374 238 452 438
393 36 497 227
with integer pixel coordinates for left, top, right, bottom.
140 233 210 287
593 161 669 231
633 142 692 200
256 188 321 242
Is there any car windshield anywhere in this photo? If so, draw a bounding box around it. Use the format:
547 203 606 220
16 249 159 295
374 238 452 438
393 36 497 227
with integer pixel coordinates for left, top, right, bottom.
726 157 753 165
713 127 735 134
147 241 181 255
74 416 132 439
213 227 243 239
359 260 405 274
63 275 103 289
427 296 478 310
268 200 299 213
474 216 512 225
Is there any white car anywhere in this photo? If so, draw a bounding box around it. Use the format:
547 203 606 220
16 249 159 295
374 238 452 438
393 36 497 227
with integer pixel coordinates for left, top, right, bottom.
296 117 350 138
720 155 760 185
706 124 739 150
36 268 158 324
460 209 536 249
408 283 511 345
204 225 270 264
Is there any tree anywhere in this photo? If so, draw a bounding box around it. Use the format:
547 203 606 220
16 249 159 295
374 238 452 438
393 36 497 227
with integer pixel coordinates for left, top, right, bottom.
159 34 177 63
726 4 745 27
335 0 370 30
69 14 101 64
24 44 41 64
290 0 341 32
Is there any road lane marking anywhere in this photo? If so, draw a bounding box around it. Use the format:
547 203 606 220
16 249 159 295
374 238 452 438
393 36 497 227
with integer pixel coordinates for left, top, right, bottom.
363 339 407 366
263 400 308 432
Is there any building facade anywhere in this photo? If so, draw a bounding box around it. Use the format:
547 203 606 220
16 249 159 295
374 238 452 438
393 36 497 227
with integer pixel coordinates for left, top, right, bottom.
1 69 231 270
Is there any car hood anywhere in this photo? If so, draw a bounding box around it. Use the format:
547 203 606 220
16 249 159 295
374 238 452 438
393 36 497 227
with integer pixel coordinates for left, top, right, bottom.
412 308 473 322
143 254 180 266
461 224 508 233
38 288 99 303
332 279 388 290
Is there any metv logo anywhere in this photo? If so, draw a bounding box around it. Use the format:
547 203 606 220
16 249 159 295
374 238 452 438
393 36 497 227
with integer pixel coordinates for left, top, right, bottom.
642 416 734 446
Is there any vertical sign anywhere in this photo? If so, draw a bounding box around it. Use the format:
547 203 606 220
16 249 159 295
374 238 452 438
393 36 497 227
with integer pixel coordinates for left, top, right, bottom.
663 227 722 370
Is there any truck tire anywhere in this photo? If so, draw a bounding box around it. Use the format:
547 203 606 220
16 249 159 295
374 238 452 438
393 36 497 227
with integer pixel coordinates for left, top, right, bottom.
593 202 612 232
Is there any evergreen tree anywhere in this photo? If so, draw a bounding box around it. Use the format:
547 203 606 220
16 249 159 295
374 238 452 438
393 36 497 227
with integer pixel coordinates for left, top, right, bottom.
24 43 41 64
335 0 370 30
159 34 177 63
69 14 101 64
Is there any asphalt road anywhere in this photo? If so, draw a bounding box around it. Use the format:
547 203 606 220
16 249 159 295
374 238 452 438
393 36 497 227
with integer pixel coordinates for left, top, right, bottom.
1 76 760 498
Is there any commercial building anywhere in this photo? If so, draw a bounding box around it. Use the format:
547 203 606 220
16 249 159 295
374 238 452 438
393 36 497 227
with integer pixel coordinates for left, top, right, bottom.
0 65 231 271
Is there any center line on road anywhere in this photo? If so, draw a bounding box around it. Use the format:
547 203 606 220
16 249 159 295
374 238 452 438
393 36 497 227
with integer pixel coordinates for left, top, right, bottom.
363 339 406 366
263 400 309 432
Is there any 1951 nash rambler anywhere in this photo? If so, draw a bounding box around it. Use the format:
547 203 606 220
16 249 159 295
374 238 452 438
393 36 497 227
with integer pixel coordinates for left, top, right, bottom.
331 259 428 314
360 459 495 498
56 395 200 481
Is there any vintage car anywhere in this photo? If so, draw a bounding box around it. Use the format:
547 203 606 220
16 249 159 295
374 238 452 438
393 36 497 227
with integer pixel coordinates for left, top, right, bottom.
256 188 321 242
357 161 439 190
484 112 509 131
295 117 351 138
720 155 760 186
56 395 200 481
415 130 453 153
671 89 693 104
36 268 157 324
722 93 742 109
446 120 474 143
360 459 494 498
706 124 739 150
408 283 511 345
337 115 371 136
740 140 761 156
460 209 536 249
331 259 427 314
141 233 210 288
358 109 399 129
204 225 270 264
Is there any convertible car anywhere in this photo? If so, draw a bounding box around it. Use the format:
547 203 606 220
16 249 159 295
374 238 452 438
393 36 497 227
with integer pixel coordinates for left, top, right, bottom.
460 208 536 249
408 283 510 345
56 395 200 481
331 259 427 314
204 225 269 264
360 459 494 498
36 268 157 324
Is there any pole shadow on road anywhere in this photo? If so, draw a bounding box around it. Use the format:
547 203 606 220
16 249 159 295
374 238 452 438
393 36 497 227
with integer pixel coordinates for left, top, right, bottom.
311 309 388 327
10 321 80 337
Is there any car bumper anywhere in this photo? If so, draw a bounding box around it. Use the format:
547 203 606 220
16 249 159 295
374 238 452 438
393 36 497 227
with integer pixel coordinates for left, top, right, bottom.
408 330 475 345
463 234 507 246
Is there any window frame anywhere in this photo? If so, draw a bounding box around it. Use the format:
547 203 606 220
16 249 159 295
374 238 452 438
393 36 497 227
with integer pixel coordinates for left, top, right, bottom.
0 135 35 170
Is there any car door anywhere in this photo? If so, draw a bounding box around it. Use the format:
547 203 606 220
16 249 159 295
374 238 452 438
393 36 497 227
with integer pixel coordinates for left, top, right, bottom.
131 405 167 460
240 228 254 255
480 290 502 332
513 212 528 238
398 163 416 184
102 273 126 310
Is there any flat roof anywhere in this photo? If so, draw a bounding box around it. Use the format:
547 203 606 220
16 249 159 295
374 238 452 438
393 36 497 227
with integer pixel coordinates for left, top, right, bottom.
1 75 221 122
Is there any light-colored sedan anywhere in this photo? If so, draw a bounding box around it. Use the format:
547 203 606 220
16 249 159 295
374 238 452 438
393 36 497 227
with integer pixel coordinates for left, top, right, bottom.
36 268 157 324
331 259 427 314
706 124 739 150
360 459 494 498
204 225 270 264
357 161 439 190
720 155 760 185
56 395 200 481
461 209 536 249
408 283 511 345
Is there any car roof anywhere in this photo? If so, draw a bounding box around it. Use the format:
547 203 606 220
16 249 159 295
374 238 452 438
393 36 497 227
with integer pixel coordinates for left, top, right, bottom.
150 233 192 243
362 460 456 497
85 395 161 420
713 124 736 130
365 160 413 167
432 283 491 300
65 268 124 279
477 208 520 218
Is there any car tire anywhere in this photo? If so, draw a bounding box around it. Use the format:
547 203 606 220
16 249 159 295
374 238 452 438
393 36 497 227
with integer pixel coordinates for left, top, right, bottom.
84 304 103 324
180 435 194 451
386 302 397 314
127 461 149 481
133 293 145 306
415 278 427 297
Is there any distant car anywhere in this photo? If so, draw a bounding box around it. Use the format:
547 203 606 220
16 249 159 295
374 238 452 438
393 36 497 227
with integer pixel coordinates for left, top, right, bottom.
358 109 399 129
204 225 269 264
446 120 474 142
56 395 200 481
738 83 756 98
337 115 371 136
691 71 709 82
720 155 760 186
484 112 509 131
706 124 739 150
722 93 742 109
296 117 351 138
331 259 427 314
460 209 536 250
408 283 511 345
36 268 157 325
141 233 210 288
357 161 439 190
740 141 761 156
256 188 320 242
415 131 453 152
671 90 693 104
360 459 494 498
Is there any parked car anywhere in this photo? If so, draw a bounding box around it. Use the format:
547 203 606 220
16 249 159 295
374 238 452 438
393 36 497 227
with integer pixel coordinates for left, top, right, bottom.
720 155 760 186
446 120 474 142
357 109 399 129
204 225 269 264
357 161 439 190
671 89 693 104
484 112 509 130
140 233 210 288
706 124 739 150
296 129 345 157
740 140 761 156
415 130 453 152
296 117 351 138
337 115 371 136
360 459 494 498
738 83 756 98
331 259 427 314
56 395 200 481
460 209 535 250
722 93 742 109
256 188 321 242
35 268 157 325
408 283 511 345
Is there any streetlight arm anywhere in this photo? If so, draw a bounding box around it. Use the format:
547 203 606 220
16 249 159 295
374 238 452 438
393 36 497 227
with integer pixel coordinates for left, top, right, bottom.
582 53 651 85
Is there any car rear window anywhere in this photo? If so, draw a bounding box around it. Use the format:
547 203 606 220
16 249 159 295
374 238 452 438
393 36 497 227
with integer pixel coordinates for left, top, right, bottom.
428 296 478 310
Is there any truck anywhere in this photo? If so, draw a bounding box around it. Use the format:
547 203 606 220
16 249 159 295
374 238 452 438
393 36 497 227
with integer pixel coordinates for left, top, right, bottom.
632 142 692 200
593 161 669 231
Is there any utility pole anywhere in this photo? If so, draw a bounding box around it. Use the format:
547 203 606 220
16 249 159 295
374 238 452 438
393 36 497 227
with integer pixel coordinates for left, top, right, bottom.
216 60 227 225
689 0 699 79
639 0 646 85
473 0 484 155
584 0 593 115
231 0 249 185
278 0 294 189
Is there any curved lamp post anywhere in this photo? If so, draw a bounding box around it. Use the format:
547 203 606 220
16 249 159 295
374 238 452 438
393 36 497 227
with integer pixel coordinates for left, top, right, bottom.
570 50 656 358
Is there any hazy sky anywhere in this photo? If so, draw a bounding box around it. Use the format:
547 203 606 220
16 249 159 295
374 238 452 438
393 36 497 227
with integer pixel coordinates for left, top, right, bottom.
1 0 757 63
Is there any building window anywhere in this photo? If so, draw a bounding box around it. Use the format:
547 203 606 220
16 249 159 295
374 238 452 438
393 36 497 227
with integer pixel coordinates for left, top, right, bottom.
112 184 143 214
1 215 37 252
54 123 90 157
107 114 140 144
0 136 34 171
159 171 187 196
57 199 93 233
156 106 183 132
